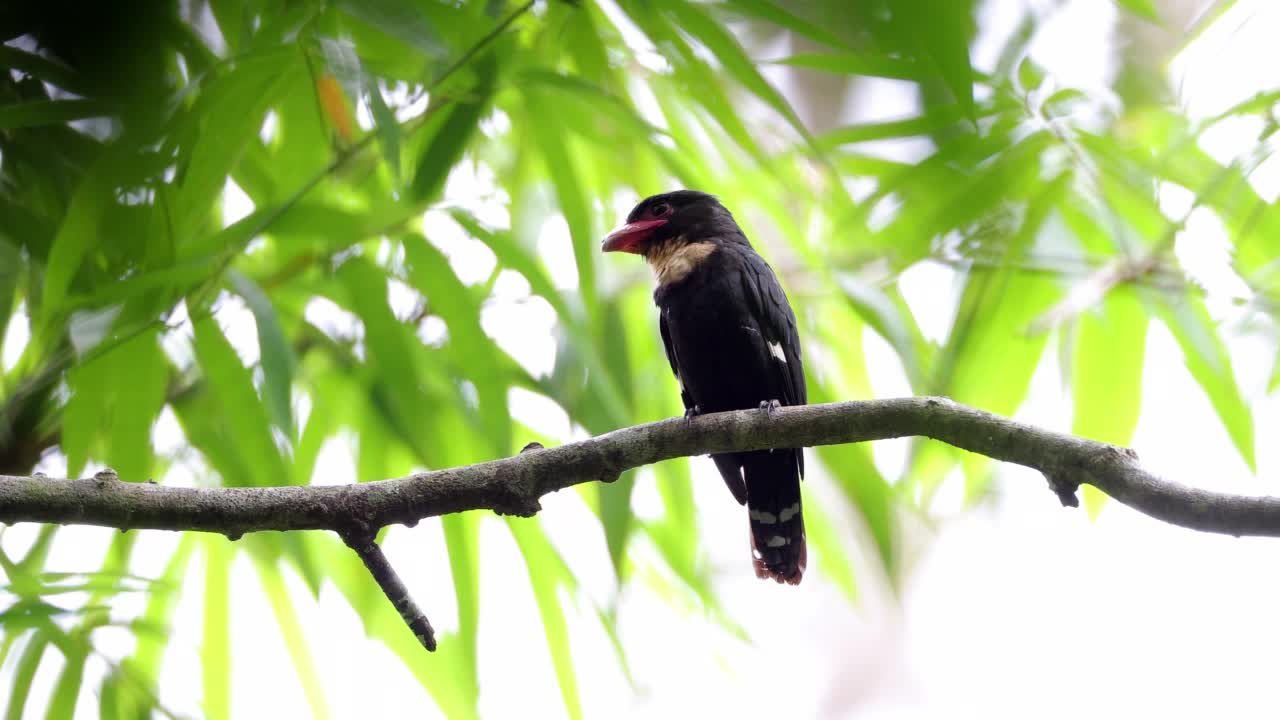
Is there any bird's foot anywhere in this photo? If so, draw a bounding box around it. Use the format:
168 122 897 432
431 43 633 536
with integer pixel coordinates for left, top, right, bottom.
683 405 702 424
758 399 782 418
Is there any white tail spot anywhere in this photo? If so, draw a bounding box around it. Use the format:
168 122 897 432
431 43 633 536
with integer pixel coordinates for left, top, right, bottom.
750 510 778 525
766 535 788 548
778 502 800 523
768 341 786 364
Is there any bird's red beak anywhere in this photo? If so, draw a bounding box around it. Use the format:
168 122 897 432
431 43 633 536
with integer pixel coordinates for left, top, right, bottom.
601 219 667 254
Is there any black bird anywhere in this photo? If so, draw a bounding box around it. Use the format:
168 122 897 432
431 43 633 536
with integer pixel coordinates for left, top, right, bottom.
602 190 807 584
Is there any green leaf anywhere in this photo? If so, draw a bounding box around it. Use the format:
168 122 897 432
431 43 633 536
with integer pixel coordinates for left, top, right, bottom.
0 239 18 342
890 0 977 120
229 270 296 438
927 177 1067 501
0 100 114 130
202 537 232 720
453 209 630 425
191 315 289 486
40 150 118 320
402 233 511 454
838 276 932 390
438 514 482 719
766 52 924 81
43 634 88 720
333 258 441 465
525 90 596 300
815 423 896 579
1155 295 1256 471
0 46 89 95
599 472 637 582
409 52 497 203
208 0 249 51
1071 287 1148 516
800 492 859 602
507 518 583 720
365 79 402 183
1016 56 1044 93
334 0 449 58
1115 0 1160 21
622 10 766 162
249 539 331 720
121 536 195 705
1043 88 1087 118
62 327 168 479
817 102 1001 147
658 0 809 137
174 46 303 244
5 634 49 720
722 0 851 51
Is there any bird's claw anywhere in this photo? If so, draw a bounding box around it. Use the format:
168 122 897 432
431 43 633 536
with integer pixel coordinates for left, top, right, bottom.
683 405 702 423
758 399 782 417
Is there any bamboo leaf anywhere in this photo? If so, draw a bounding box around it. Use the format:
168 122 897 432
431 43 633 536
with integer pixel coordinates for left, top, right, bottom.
334 0 450 58
1115 0 1160 21
402 233 511 453
40 151 118 319
658 0 809 136
1155 295 1256 471
174 46 303 243
44 635 88 720
409 53 496 203
365 79 402 183
0 239 18 343
0 46 89 95
766 52 924 81
525 89 597 304
229 270 296 438
802 497 859 602
1071 288 1148 515
507 518 583 720
0 99 114 130
202 537 233 720
722 0 851 51
890 0 976 120
439 514 482 720
191 315 289 486
249 540 331 720
5 635 49 720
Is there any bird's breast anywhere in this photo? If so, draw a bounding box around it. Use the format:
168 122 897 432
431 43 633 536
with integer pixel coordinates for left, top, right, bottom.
658 269 772 413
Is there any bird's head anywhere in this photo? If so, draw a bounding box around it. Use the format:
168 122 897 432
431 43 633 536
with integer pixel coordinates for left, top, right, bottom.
602 191 744 284
601 190 743 255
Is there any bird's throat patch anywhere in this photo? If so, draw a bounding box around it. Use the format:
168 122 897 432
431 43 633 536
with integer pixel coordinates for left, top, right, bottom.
647 240 717 285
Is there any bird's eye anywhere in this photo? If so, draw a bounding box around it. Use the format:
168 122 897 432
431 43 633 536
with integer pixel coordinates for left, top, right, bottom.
650 203 670 217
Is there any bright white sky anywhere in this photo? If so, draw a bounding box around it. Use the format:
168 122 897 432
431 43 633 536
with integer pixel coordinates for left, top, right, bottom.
4 1 1280 718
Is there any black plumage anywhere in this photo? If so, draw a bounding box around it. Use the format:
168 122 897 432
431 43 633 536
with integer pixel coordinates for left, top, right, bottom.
602 190 807 584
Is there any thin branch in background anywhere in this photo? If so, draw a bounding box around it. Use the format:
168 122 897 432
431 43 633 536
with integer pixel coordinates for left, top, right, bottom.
340 530 437 652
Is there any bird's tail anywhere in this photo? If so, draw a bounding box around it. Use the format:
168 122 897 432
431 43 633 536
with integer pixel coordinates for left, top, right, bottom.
742 448 806 585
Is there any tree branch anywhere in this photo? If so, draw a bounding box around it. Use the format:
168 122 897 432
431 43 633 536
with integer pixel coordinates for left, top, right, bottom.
341 530 437 651
0 397 1275 538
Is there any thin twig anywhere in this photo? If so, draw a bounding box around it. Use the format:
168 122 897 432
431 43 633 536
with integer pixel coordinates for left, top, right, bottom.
340 530 437 652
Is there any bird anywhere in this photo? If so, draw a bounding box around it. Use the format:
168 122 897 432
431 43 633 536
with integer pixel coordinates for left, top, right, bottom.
602 190 807 584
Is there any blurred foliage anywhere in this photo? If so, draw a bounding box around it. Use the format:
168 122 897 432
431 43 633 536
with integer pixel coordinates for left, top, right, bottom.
0 0 1275 716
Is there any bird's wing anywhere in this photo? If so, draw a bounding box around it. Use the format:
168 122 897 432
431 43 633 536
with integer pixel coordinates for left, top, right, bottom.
664 307 749 503
738 251 806 407
738 249 806 477
659 310 695 414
